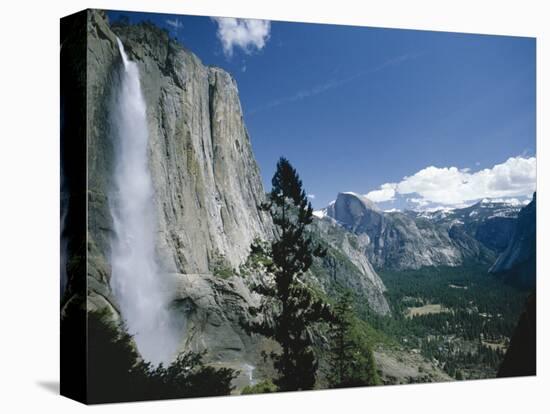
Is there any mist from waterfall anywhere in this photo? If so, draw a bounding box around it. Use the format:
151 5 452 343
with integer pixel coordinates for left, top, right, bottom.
109 37 182 365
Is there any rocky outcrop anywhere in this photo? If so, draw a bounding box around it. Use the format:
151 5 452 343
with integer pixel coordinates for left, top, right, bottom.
490 194 536 289
374 349 452 384
310 216 390 315
327 192 493 270
168 273 278 385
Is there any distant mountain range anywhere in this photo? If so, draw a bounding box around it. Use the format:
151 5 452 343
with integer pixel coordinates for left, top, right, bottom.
314 192 535 287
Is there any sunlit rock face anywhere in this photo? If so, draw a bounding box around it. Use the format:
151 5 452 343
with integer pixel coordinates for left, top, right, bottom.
85 10 273 369
87 11 272 288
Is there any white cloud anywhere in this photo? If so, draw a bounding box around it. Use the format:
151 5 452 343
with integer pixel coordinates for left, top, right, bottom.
365 183 397 203
213 17 271 57
307 194 316 199
366 156 536 207
408 197 430 207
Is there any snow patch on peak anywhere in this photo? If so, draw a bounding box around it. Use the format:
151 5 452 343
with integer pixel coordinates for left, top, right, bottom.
480 197 526 207
313 209 327 219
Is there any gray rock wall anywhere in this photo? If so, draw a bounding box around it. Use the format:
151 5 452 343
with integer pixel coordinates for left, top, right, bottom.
311 216 390 315
86 11 272 306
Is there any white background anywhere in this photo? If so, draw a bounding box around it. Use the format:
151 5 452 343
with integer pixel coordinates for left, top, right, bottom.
0 0 547 412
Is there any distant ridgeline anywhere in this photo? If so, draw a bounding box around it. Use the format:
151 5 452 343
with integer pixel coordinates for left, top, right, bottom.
316 191 535 289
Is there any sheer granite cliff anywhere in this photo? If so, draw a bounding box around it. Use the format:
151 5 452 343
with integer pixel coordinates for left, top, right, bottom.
83 10 389 377
87 12 272 284
86 10 273 370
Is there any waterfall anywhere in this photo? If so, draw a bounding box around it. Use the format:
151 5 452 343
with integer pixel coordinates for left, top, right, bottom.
109 38 182 365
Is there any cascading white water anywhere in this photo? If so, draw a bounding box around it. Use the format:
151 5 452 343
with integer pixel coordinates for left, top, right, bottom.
109 38 182 365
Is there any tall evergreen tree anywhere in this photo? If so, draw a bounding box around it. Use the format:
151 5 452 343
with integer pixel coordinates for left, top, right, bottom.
247 157 332 391
328 291 356 387
328 291 379 388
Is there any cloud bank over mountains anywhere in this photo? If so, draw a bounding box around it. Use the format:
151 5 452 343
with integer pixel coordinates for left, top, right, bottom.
366 156 536 209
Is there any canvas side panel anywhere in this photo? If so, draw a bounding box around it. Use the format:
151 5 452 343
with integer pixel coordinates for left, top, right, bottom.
60 9 88 404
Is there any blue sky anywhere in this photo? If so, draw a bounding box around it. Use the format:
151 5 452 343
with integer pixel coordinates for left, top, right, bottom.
107 10 536 210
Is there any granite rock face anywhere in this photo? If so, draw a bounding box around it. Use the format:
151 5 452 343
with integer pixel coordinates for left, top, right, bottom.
168 273 278 384
116 18 273 275
86 14 272 289
85 10 273 369
310 216 390 315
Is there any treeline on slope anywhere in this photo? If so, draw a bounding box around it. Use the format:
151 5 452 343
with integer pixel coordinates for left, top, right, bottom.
241 158 380 392
61 305 236 403
327 291 379 387
359 264 527 378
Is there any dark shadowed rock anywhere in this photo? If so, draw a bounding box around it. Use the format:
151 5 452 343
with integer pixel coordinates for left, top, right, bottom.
497 293 536 377
490 194 536 289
